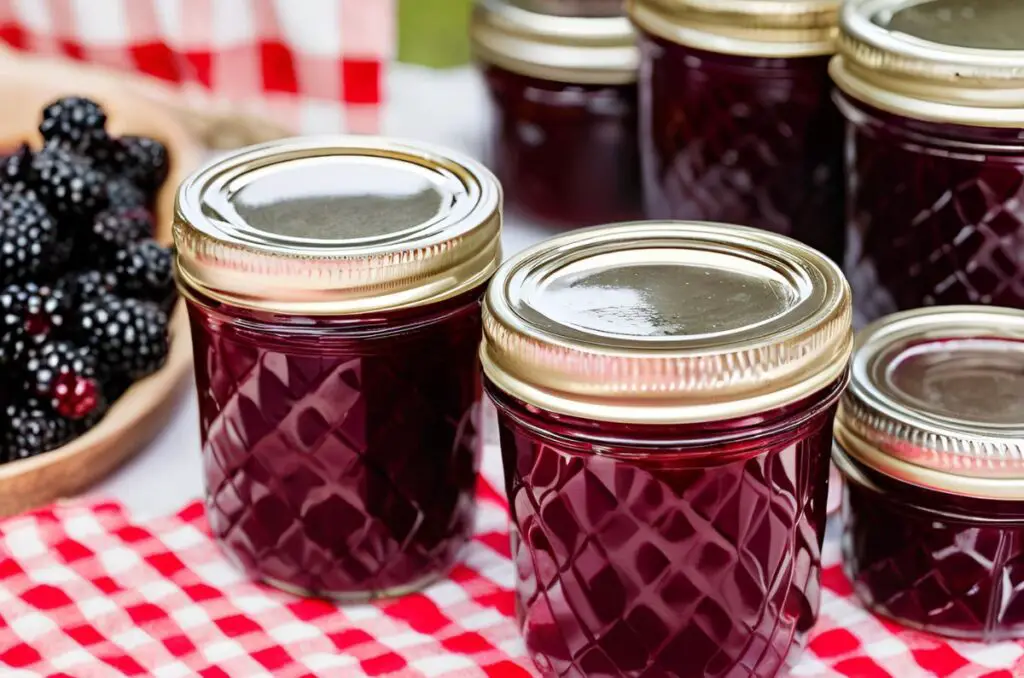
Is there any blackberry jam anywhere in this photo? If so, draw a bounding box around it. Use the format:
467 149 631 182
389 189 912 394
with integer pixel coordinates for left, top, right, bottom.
471 0 641 227
482 222 852 676
832 0 1024 326
630 0 844 263
174 137 502 600
835 306 1024 641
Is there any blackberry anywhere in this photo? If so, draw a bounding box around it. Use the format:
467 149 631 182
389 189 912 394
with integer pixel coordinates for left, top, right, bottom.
113 136 169 192
2 400 75 461
57 269 118 305
114 239 172 302
22 341 104 420
90 208 153 252
0 188 60 285
76 295 169 379
31 145 108 218
106 176 147 211
0 282 70 346
38 96 108 154
0 144 36 193
0 324 24 367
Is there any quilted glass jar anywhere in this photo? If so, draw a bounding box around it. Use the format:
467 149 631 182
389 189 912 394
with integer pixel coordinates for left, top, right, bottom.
832 0 1024 326
482 222 853 676
835 306 1024 641
629 0 845 263
173 137 502 600
470 0 642 227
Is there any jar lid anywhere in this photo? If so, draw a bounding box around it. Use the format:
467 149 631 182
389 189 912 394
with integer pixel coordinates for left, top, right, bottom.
835 306 1024 500
173 136 502 315
481 221 852 424
470 0 638 84
831 0 1024 127
628 0 840 58
513 0 625 18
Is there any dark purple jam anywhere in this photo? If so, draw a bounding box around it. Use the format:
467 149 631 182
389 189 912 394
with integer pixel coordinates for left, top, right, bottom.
487 378 845 677
482 64 642 227
187 287 485 599
840 453 1024 641
636 32 845 262
839 94 1024 325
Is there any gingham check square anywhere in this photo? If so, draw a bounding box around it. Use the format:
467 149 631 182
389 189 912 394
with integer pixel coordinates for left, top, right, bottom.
1 473 1023 677
0 0 389 133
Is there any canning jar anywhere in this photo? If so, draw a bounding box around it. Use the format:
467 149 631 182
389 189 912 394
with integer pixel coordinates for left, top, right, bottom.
629 0 845 263
482 222 852 676
470 0 642 227
832 0 1024 326
835 306 1024 641
173 137 502 600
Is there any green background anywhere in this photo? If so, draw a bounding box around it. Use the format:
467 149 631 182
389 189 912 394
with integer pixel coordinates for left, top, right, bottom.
398 0 474 68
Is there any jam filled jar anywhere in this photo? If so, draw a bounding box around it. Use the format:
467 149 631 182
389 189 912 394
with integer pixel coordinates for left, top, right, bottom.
173 137 502 600
482 222 853 676
630 0 845 263
835 306 1024 641
832 0 1024 326
470 0 642 227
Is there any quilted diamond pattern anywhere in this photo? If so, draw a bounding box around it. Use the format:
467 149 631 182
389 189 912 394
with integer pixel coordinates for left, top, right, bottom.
843 100 1024 326
842 474 1024 641
638 34 845 263
187 297 484 598
496 404 836 677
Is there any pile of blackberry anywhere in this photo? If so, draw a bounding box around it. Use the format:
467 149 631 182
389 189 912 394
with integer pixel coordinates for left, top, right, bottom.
0 96 174 463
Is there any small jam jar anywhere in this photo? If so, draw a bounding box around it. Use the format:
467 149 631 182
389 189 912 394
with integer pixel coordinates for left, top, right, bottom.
173 137 502 600
470 0 642 227
482 222 853 676
835 306 1024 642
832 0 1024 326
629 0 845 263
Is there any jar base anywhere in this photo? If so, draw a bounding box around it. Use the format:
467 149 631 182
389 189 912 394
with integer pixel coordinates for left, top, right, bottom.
261 567 449 604
846 565 1024 643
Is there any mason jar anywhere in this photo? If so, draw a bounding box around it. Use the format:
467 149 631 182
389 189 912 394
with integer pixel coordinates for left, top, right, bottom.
835 305 1024 641
630 0 845 262
831 0 1024 325
471 0 642 227
482 221 852 676
174 137 502 600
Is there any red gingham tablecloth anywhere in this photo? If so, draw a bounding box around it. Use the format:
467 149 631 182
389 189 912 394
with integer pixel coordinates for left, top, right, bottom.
1 478 1022 677
0 0 390 133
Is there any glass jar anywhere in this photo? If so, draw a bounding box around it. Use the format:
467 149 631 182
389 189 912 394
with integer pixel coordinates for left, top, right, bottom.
482 222 852 676
470 0 642 227
834 306 1024 641
832 0 1024 326
629 0 845 263
173 137 502 600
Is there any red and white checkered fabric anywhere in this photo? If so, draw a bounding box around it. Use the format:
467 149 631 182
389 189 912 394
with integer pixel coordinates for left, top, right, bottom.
1 478 1023 677
0 0 390 133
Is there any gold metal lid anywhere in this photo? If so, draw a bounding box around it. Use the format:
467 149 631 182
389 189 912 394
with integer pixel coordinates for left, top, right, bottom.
470 0 638 84
481 221 853 424
831 0 1024 127
513 0 625 18
835 306 1024 500
628 0 841 58
173 136 502 315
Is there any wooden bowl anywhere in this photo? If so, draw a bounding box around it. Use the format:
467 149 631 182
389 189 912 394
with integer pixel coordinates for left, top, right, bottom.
0 51 203 517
